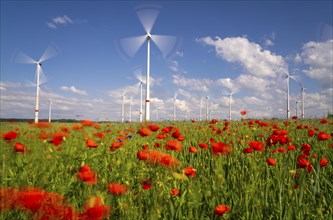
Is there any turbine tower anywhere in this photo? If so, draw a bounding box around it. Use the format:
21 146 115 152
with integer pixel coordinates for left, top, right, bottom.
199 98 203 121
48 99 52 123
133 67 146 122
173 93 178 122
292 75 305 119
205 96 209 121
119 6 178 121
14 46 57 123
121 92 126 123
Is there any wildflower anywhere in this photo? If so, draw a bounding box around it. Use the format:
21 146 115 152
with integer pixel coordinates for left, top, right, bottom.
171 188 180 196
320 158 329 167
14 142 27 153
308 129 315 137
86 138 98 148
142 179 152 190
287 145 296 151
138 127 152 137
183 166 196 177
79 196 110 220
240 110 248 115
211 142 233 155
110 141 123 151
214 204 231 216
2 131 17 142
318 132 330 141
189 146 198 153
248 141 265 152
242 148 253 154
76 165 97 185
198 142 208 150
267 158 277 166
149 125 160 131
107 183 127 195
165 140 182 151
320 118 328 124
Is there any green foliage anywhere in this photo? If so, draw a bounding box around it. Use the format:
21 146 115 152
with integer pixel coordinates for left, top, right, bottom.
0 119 332 219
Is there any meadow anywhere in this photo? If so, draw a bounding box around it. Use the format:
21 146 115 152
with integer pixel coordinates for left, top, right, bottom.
0 118 332 220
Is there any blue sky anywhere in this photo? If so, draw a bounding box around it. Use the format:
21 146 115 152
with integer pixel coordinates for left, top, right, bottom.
1 0 332 121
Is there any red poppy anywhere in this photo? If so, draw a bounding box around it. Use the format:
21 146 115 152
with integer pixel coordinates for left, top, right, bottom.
183 166 196 177
191 120 196 123
267 158 277 166
301 143 311 153
287 145 296 151
142 179 152 190
214 204 231 216
93 132 106 140
137 150 149 160
318 132 330 141
15 188 46 212
292 116 297 119
297 157 311 169
198 142 208 150
138 127 152 137
107 183 127 195
171 188 180 196
149 125 160 131
320 158 329 167
211 142 233 155
242 148 253 154
165 140 182 151
14 142 26 153
189 146 198 153
248 141 265 152
86 138 98 148
240 110 248 116
81 120 94 126
110 142 123 151
79 196 110 220
156 133 168 139
308 129 315 137
76 165 97 185
2 131 17 142
277 147 286 154
320 118 328 124
51 136 63 146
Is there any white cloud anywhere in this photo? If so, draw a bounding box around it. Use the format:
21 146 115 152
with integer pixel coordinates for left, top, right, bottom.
175 51 184 57
197 36 287 78
60 85 88 96
301 39 333 88
172 74 213 92
46 15 74 29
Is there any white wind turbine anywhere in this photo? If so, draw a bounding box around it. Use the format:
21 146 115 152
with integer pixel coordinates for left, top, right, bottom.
48 98 52 123
118 6 179 121
199 98 204 121
282 71 292 119
133 67 146 122
291 75 305 119
173 93 178 122
14 46 58 123
121 91 126 123
128 97 133 122
222 90 236 121
205 96 209 121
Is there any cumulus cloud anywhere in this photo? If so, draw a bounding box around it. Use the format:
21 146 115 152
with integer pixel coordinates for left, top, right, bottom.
46 15 74 29
172 74 213 92
197 36 287 78
301 39 333 88
60 86 87 96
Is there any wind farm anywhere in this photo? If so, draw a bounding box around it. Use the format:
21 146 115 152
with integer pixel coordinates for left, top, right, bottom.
1 2 333 219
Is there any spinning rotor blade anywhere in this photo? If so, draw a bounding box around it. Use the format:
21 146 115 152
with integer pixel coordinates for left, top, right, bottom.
39 45 59 63
119 35 146 58
136 6 160 34
151 34 180 58
13 50 36 64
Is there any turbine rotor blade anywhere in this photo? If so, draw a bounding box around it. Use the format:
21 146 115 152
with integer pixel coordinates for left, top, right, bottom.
151 34 180 58
136 6 160 34
12 50 36 64
119 35 146 58
39 45 59 63
133 66 146 84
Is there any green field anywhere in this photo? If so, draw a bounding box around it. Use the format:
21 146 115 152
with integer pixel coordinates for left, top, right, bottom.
1 119 332 220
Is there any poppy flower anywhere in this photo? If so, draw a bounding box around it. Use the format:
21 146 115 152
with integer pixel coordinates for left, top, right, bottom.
156 133 168 139
198 142 208 150
81 120 94 126
93 132 106 140
14 142 27 153
183 166 196 177
320 119 328 124
137 151 149 160
142 179 152 190
165 140 182 151
292 116 297 119
287 145 296 151
240 110 248 116
86 138 98 148
149 125 160 131
138 127 152 137
2 131 17 142
76 165 97 185
51 136 63 146
214 204 231 216
267 158 277 166
320 158 329 167
296 157 311 169
171 188 180 196
110 142 123 151
189 146 198 153
79 196 110 220
211 142 233 155
107 183 127 195
242 148 253 154
277 147 286 154
301 143 311 153
318 132 330 141
248 141 265 152
15 188 46 212
308 129 315 137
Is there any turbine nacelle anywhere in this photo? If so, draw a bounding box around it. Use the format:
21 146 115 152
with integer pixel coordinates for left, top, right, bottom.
146 33 151 40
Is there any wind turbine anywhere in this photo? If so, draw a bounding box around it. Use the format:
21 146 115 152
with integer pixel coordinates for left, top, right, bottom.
48 99 52 123
205 96 209 121
199 98 204 121
133 67 146 122
14 46 58 123
129 97 133 122
222 90 236 121
118 6 179 121
295 100 299 118
121 92 126 123
291 75 305 119
173 93 178 122
282 71 292 119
